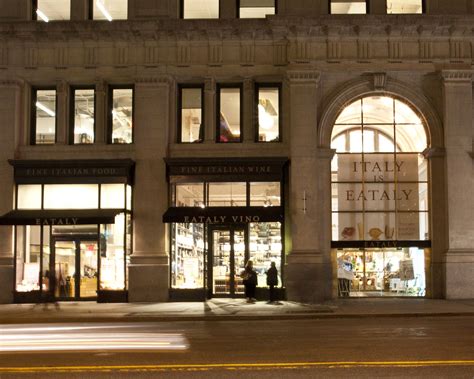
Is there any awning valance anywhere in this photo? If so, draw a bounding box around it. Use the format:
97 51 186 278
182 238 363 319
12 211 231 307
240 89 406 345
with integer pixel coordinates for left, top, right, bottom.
0 209 123 226
163 206 283 224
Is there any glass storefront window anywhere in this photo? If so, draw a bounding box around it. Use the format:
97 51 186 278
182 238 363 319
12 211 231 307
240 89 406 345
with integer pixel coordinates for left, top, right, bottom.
337 247 426 296
182 0 219 19
93 0 128 20
330 0 366 14
171 223 205 288
36 0 70 21
250 182 280 206
208 182 246 206
218 86 241 143
110 88 133 144
239 0 275 18
126 185 132 211
331 96 429 242
15 226 41 292
44 184 99 209
42 226 51 292
17 185 42 210
72 88 95 144
176 184 205 207
100 214 125 290
387 0 422 13
33 89 56 145
257 86 280 142
249 222 282 287
101 184 125 209
179 87 203 143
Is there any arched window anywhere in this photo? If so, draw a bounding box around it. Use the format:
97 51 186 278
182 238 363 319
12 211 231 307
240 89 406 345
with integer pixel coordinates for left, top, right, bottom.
331 95 430 297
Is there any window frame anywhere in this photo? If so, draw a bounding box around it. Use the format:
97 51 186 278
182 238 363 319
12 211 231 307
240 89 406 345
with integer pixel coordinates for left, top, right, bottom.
237 0 277 18
30 86 58 146
386 0 425 14
216 83 243 143
177 84 205 144
69 85 96 145
329 0 368 14
180 0 220 19
107 84 135 145
254 83 282 143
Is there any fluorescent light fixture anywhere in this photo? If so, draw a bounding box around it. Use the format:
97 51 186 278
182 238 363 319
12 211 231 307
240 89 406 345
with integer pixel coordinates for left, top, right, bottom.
36 9 49 22
96 0 113 21
36 102 55 117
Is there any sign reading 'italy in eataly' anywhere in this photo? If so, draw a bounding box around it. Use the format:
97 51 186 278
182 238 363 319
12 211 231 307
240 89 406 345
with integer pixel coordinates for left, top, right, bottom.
337 154 420 241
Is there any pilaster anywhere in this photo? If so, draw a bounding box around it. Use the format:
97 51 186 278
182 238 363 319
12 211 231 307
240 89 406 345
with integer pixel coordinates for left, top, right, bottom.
441 69 474 299
94 80 107 144
204 78 216 143
243 78 254 143
55 80 68 145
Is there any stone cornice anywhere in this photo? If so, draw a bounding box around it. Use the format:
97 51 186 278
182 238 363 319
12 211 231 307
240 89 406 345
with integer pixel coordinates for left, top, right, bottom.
441 70 473 83
287 70 320 85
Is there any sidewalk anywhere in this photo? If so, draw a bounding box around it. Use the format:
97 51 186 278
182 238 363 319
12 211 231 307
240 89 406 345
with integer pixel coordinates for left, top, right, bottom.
0 298 473 324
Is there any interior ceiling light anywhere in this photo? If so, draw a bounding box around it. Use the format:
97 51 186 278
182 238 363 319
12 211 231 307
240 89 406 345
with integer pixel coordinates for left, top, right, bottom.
36 102 55 117
97 0 113 21
258 104 274 130
36 9 49 22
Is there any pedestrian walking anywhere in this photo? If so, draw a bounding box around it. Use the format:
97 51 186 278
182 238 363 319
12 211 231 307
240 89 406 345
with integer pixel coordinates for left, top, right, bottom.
266 262 278 303
241 260 258 303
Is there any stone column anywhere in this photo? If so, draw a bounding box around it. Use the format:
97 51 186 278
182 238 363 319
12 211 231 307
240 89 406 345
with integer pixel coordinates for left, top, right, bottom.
220 0 236 18
55 80 68 145
204 78 216 143
285 69 328 303
441 70 474 299
243 78 254 143
128 76 171 302
0 80 21 303
94 80 107 144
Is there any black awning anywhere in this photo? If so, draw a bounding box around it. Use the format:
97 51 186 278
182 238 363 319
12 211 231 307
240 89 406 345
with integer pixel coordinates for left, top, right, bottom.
0 209 123 226
163 206 283 224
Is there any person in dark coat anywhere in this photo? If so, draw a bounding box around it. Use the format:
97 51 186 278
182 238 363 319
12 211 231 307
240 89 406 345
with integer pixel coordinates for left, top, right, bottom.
242 260 258 303
266 262 278 303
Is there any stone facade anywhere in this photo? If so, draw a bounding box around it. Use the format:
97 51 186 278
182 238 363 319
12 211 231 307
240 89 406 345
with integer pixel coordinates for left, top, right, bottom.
0 0 473 303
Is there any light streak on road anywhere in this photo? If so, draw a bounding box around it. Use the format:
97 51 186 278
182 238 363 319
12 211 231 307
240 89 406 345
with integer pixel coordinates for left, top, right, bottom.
0 323 189 352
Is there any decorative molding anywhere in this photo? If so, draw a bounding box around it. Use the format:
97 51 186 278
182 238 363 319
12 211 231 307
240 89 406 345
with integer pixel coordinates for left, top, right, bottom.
24 46 38 68
449 40 465 59
358 40 370 60
84 45 98 67
56 80 68 94
273 41 287 66
208 42 222 66
388 40 401 59
177 43 191 66
317 148 336 160
372 72 387 91
441 70 473 83
419 40 433 60
144 44 159 66
327 40 341 60
55 45 68 68
0 46 7 66
240 42 255 66
286 70 320 85
115 45 128 67
204 78 215 93
135 76 171 86
0 79 23 88
422 147 446 159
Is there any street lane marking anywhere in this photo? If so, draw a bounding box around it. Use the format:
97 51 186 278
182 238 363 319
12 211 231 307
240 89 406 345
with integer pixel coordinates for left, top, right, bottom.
1 360 474 373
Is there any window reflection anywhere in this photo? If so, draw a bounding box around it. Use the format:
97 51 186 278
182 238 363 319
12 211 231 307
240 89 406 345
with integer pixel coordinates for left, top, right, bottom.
34 89 56 145
387 0 422 13
218 87 241 143
93 0 128 20
36 0 70 21
183 0 219 19
111 88 133 144
72 89 95 144
180 87 203 143
330 0 366 14
240 0 275 18
15 226 41 292
257 87 280 142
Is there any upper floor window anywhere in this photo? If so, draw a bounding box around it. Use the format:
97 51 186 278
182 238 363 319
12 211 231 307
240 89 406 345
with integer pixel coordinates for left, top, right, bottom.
239 0 276 18
92 0 128 20
330 0 366 14
109 86 134 144
182 0 219 19
387 0 423 14
256 84 280 142
34 0 70 21
71 87 95 145
217 85 242 143
178 85 204 143
31 88 57 145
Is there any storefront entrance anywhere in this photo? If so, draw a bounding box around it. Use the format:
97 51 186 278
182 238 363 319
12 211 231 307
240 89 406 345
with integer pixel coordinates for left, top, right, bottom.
208 225 248 298
52 236 98 300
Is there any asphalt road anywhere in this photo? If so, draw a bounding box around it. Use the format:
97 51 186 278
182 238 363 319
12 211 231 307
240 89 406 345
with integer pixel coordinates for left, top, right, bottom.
0 316 473 378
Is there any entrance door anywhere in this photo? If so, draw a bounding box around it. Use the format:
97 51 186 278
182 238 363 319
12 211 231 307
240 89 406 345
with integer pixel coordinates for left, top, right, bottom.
209 226 247 297
52 238 98 300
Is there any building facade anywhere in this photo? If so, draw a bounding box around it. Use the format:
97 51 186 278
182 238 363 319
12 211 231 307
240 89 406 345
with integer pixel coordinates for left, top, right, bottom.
0 0 473 304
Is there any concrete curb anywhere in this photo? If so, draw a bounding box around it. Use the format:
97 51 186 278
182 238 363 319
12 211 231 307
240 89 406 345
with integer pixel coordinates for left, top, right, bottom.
1 311 473 324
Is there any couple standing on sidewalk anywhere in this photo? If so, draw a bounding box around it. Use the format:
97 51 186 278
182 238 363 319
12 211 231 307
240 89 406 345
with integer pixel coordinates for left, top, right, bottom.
241 261 279 304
